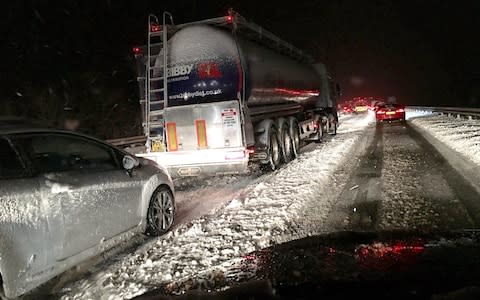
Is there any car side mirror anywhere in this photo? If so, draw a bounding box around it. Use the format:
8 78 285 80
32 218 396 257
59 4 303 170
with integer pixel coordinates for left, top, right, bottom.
122 155 139 171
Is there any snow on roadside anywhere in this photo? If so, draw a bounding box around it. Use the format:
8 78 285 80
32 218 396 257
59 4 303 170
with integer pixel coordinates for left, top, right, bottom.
336 111 373 133
405 108 434 120
60 114 373 300
409 114 480 167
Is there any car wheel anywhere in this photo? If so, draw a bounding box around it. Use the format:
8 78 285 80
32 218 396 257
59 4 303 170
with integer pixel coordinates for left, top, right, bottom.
146 186 175 236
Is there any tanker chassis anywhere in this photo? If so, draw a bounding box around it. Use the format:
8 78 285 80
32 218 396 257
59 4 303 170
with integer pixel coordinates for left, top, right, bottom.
134 10 340 177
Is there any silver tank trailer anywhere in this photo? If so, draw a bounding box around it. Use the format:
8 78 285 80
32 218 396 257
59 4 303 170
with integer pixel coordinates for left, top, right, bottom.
155 25 328 111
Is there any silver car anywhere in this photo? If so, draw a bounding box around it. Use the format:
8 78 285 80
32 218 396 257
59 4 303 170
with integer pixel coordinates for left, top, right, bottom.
0 124 175 299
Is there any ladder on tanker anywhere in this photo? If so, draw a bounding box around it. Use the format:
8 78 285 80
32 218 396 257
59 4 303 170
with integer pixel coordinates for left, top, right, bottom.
144 12 173 152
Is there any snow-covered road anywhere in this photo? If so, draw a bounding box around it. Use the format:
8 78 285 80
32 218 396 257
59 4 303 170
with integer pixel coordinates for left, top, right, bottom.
326 111 480 232
171 112 373 229
55 113 374 299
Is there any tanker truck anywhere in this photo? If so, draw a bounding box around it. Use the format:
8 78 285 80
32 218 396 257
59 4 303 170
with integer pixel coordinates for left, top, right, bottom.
133 10 339 177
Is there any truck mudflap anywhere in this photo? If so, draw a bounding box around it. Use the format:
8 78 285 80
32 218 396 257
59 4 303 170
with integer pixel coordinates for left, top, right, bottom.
136 147 250 177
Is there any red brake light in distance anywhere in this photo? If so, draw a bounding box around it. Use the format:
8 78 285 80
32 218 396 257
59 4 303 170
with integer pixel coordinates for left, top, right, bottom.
396 108 405 113
226 15 233 23
132 47 141 55
151 23 161 32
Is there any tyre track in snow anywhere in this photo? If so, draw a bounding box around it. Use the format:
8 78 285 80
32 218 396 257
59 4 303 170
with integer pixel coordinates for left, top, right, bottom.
404 123 480 227
171 173 262 230
324 124 383 231
326 121 480 231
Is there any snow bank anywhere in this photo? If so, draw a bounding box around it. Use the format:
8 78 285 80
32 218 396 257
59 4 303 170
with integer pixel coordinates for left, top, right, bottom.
405 108 434 120
60 114 374 300
410 114 480 166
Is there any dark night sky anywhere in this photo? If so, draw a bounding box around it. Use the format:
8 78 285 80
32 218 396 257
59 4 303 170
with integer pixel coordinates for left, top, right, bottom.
1 0 479 136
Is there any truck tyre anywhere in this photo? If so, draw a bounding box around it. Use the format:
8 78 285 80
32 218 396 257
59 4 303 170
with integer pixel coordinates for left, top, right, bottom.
288 117 300 158
265 126 281 171
278 119 293 163
314 118 323 143
328 114 337 136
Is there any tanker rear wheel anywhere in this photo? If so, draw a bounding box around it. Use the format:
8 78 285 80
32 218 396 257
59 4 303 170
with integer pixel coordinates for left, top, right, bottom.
314 118 324 143
263 126 281 171
328 113 337 136
289 118 300 158
280 122 293 163
329 122 337 135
